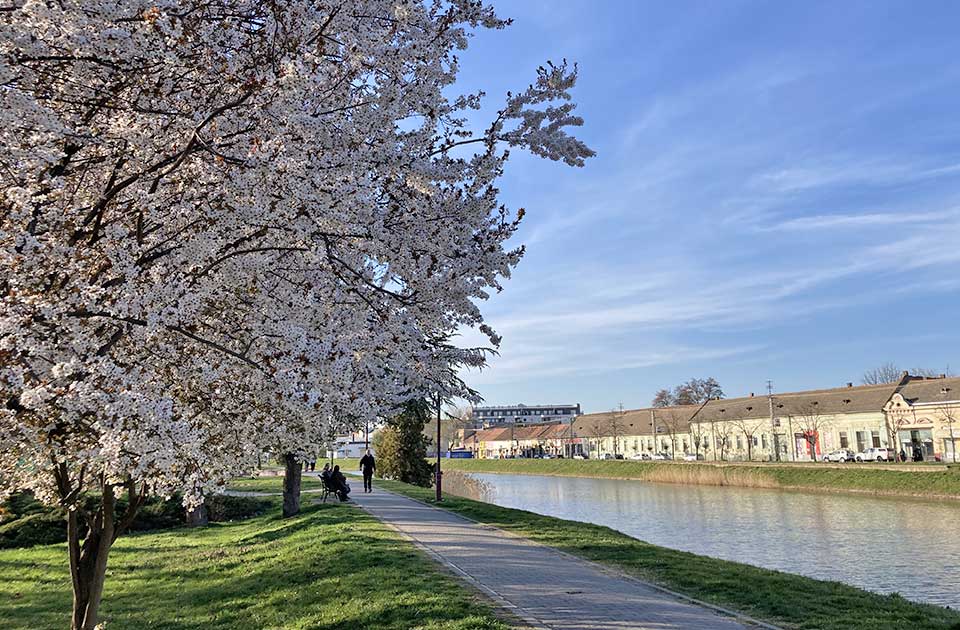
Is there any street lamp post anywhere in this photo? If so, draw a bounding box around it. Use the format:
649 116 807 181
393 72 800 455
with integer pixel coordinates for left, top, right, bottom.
435 393 443 502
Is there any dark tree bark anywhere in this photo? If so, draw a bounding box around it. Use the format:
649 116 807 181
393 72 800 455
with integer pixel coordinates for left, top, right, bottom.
186 498 208 527
282 453 302 517
65 478 145 630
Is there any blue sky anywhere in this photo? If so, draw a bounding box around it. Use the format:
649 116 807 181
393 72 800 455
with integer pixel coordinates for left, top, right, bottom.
454 1 960 413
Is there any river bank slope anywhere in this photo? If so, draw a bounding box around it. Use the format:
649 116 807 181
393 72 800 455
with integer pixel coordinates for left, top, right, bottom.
435 458 960 500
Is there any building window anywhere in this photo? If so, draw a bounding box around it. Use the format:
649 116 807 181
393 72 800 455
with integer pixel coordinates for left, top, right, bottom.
839 431 848 448
856 431 868 452
736 436 743 449
871 431 881 448
761 434 768 449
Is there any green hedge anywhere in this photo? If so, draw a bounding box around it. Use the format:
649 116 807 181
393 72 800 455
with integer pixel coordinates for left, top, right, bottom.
0 492 274 549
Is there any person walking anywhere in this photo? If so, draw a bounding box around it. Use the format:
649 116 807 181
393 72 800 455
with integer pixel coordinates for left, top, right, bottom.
359 449 376 493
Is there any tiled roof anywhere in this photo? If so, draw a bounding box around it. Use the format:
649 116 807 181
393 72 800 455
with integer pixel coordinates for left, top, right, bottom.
693 382 899 422
894 375 960 405
572 404 702 437
469 423 573 443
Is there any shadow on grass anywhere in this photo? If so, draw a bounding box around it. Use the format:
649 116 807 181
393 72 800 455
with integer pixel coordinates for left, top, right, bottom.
1 502 507 630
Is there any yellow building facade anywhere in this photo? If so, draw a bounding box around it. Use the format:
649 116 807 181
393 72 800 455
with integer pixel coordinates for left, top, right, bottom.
572 374 960 463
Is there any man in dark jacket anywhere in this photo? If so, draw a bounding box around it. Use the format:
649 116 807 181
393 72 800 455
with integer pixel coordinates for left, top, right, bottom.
331 465 350 501
359 449 376 493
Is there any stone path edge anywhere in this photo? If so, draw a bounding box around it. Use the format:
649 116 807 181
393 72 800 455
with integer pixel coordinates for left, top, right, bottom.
351 498 551 630
367 486 784 630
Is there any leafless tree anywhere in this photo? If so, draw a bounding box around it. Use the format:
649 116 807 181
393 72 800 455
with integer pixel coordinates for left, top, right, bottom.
732 417 766 461
713 422 733 461
607 404 627 456
790 402 831 462
652 378 724 407
937 403 959 464
689 421 710 459
423 404 471 456
652 388 673 408
934 384 959 463
656 408 689 456
583 417 608 458
862 363 947 385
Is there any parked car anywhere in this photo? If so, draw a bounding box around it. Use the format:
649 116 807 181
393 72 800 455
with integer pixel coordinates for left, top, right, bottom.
823 449 856 463
572 453 588 460
682 453 702 461
650 452 671 461
628 453 646 460
599 453 615 460
855 447 893 462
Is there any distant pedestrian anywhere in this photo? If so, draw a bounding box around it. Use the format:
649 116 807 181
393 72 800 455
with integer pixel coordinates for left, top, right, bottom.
359 449 376 493
899 448 907 463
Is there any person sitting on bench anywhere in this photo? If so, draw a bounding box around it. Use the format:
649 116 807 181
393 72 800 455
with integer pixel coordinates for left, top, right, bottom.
331 464 351 501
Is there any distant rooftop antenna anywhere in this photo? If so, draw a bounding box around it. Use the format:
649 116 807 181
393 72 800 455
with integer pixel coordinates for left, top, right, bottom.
766 380 773 396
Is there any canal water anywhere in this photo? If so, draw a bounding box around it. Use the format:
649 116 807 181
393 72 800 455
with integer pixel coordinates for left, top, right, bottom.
449 471 960 608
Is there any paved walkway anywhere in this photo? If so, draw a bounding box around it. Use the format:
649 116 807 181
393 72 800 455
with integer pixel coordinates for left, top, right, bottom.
351 489 755 630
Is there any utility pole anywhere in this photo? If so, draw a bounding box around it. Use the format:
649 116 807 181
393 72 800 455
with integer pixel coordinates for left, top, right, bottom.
435 393 443 502
767 380 779 462
616 402 625 456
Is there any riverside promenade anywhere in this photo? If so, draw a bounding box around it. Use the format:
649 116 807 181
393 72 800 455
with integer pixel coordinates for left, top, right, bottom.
351 489 759 630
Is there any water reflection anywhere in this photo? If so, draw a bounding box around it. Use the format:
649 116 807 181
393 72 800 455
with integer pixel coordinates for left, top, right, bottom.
452 472 960 608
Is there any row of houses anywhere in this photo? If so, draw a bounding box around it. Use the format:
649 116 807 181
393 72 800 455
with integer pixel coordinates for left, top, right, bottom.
456 373 960 462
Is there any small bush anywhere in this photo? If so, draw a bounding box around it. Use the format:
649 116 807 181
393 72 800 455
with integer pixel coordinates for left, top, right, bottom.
0 512 67 549
207 495 273 522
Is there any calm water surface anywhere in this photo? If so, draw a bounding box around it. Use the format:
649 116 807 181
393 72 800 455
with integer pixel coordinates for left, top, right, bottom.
453 472 960 608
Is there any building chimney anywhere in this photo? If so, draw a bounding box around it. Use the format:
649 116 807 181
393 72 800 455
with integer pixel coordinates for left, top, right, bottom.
846 382 853 388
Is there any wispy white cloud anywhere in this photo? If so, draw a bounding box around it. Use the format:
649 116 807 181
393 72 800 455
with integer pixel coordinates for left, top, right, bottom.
758 209 959 232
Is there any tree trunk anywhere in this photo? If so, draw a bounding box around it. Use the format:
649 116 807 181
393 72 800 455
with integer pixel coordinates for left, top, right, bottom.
282 453 302 517
69 486 116 630
186 498 208 527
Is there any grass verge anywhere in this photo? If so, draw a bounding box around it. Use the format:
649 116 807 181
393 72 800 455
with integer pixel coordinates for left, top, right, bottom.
434 458 960 500
226 475 325 493
0 497 510 630
375 478 960 630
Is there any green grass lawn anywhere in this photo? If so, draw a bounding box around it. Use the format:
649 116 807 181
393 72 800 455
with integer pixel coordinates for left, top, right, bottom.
377 478 960 630
434 458 960 500
226 475 325 493
0 498 510 630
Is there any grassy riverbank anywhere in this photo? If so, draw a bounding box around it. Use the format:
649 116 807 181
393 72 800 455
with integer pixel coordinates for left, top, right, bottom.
0 498 510 630
434 458 960 500
226 475 324 493
377 478 960 630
